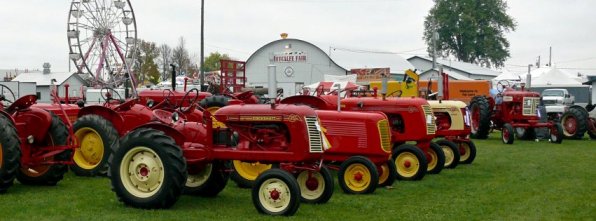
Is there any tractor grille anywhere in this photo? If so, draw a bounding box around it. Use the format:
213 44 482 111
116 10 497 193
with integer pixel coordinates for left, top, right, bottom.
377 119 391 153
305 117 324 153
522 97 541 116
422 105 437 135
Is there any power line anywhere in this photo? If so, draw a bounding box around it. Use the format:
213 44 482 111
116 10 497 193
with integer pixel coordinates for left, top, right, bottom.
330 46 426 55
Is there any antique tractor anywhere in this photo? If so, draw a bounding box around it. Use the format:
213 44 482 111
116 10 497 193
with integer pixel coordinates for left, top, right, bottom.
0 90 73 192
201 95 395 192
108 104 332 216
427 100 476 166
469 80 564 144
282 94 440 181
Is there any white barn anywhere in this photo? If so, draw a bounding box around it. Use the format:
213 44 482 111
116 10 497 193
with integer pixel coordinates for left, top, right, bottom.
12 63 87 103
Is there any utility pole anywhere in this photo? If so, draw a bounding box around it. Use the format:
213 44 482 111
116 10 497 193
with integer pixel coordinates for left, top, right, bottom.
549 46 552 67
200 0 205 91
432 31 439 70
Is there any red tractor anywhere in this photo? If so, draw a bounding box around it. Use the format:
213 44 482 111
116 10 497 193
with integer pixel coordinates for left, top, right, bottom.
469 80 564 144
282 94 441 181
108 104 333 216
0 88 73 192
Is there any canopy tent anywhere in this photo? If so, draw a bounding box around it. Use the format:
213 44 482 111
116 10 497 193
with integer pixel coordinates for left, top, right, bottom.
493 69 522 81
530 68 583 86
519 67 582 83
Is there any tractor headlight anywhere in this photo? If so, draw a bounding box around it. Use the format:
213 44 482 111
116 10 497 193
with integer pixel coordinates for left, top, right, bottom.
172 112 179 122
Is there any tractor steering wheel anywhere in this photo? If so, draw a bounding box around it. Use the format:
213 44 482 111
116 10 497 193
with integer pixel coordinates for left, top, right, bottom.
100 87 123 103
387 90 403 97
179 88 200 112
0 84 16 107
496 80 512 94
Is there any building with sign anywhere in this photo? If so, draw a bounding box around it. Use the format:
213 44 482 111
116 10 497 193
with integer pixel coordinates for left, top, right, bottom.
245 36 348 97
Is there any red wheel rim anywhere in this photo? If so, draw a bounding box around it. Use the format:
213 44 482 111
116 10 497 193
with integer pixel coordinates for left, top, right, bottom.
563 115 577 135
503 128 510 142
472 105 480 132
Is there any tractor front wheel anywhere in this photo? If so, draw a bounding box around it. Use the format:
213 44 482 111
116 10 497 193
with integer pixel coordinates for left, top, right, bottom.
16 113 69 186
295 166 333 204
426 143 445 174
501 123 515 144
71 114 118 176
549 123 564 144
377 159 397 187
392 144 427 181
109 128 187 209
0 115 20 193
338 156 378 194
252 169 300 216
436 140 460 169
184 161 229 197
458 140 477 164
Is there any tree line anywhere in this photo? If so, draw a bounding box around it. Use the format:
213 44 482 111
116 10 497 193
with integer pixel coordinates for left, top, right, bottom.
133 36 229 85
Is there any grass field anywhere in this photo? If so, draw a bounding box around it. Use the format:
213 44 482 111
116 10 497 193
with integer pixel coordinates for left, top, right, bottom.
1 133 594 221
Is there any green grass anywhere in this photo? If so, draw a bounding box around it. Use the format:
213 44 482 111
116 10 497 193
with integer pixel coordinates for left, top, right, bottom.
1 133 595 221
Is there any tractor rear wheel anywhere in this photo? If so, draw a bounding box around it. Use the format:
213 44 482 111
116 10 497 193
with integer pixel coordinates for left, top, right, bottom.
426 143 445 174
16 113 69 186
109 128 187 209
0 115 20 193
377 159 397 187
295 166 333 204
392 144 427 181
458 140 477 164
515 127 536 140
549 123 564 144
561 106 588 139
338 156 378 194
588 117 596 139
71 114 118 176
501 123 515 144
252 169 300 216
184 161 229 197
436 140 460 169
469 96 491 139
231 161 273 188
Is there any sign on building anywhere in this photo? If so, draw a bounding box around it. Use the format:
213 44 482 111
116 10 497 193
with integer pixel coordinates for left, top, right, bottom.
351 68 390 82
272 51 308 63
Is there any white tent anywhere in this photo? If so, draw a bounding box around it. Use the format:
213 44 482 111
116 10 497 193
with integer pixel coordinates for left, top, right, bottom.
519 66 582 83
493 69 521 81
531 68 582 86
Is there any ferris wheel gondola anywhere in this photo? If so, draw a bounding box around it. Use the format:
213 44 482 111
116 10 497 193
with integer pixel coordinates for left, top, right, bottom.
67 0 138 87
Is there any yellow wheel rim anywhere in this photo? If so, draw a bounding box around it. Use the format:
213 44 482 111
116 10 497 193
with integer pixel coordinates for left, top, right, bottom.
233 160 272 181
395 152 420 178
441 145 454 167
426 149 438 172
296 170 325 200
186 164 212 188
120 146 164 198
343 163 372 192
459 143 471 161
378 162 390 185
73 127 104 169
207 107 226 129
258 178 292 213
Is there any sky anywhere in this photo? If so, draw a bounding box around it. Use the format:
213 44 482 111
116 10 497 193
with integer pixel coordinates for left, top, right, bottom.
1 0 595 76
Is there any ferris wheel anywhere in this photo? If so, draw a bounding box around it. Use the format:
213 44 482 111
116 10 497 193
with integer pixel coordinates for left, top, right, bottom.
67 0 138 87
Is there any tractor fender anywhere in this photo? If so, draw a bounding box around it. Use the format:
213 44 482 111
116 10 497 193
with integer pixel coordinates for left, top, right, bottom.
12 107 52 142
133 122 186 147
280 95 334 109
78 105 125 135
568 105 589 117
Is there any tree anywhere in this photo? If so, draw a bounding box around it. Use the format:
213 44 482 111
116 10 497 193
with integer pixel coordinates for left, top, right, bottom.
136 40 161 85
423 0 516 68
158 44 172 81
172 36 191 76
202 52 230 72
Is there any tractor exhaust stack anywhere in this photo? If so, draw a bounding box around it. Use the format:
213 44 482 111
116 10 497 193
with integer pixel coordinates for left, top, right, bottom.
268 65 277 109
170 64 177 91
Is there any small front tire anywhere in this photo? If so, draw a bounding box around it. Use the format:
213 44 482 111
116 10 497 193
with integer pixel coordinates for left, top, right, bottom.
252 169 300 216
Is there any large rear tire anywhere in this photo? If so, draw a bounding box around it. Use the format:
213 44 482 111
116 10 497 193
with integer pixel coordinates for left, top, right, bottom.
0 115 20 193
184 161 229 197
295 166 333 204
561 106 588 139
436 139 460 169
392 144 427 181
338 156 378 194
252 169 300 216
71 114 118 176
16 113 69 186
469 96 491 139
109 128 187 209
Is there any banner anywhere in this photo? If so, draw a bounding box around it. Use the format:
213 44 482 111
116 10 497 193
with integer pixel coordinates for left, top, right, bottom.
272 51 307 63
351 68 390 82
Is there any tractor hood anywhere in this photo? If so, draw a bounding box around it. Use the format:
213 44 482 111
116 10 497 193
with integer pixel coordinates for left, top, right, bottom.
427 100 467 109
213 104 317 123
